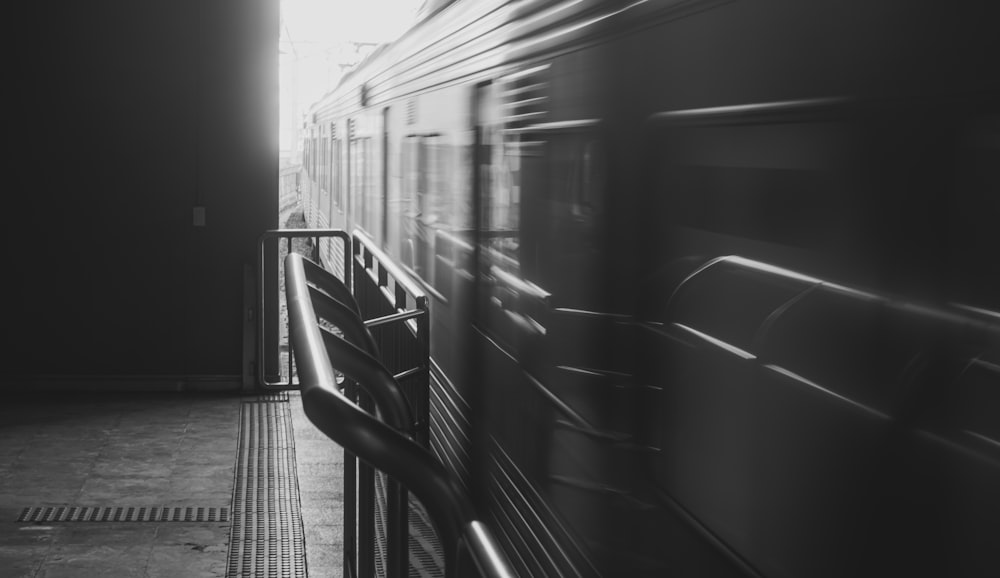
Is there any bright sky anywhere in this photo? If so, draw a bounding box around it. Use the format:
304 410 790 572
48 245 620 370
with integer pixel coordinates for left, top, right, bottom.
281 0 421 49
279 0 424 157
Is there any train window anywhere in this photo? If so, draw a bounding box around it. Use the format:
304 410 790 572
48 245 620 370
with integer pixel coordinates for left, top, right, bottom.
476 123 521 347
320 125 328 196
417 136 444 284
481 133 521 276
649 120 864 283
367 135 382 239
324 130 331 199
303 132 312 180
945 116 1000 310
515 130 607 303
350 136 374 234
316 126 323 194
397 136 422 273
479 125 608 344
385 137 399 255
661 164 839 246
549 134 606 223
317 125 328 222
395 133 469 297
331 138 343 211
311 133 319 180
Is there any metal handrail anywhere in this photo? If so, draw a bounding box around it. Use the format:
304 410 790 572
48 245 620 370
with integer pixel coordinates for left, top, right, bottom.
302 256 361 316
285 253 516 578
317 326 413 435
308 287 379 358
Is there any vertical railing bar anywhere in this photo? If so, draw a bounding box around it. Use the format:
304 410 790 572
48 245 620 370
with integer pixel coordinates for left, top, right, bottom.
286 236 293 384
344 377 359 578
359 390 375 578
418 303 429 447
257 235 267 387
388 478 407 578
344 235 352 295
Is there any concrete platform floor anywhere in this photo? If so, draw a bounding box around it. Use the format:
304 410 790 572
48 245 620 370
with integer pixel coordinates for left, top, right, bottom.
0 390 344 578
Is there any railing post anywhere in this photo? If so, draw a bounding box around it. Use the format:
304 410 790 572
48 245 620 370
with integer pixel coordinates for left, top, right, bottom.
387 479 408 578
358 386 375 578
343 376 359 578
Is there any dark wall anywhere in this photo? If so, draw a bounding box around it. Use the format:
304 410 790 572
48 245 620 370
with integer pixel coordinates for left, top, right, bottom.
5 0 277 385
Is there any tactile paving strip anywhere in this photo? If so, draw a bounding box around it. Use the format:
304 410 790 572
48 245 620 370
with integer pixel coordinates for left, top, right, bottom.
16 506 229 523
254 391 291 403
226 398 306 577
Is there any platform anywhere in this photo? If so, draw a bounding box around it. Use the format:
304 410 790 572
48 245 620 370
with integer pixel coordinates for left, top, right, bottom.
0 390 343 577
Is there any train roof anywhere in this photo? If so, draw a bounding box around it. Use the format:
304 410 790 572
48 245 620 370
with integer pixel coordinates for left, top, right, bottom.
307 0 509 119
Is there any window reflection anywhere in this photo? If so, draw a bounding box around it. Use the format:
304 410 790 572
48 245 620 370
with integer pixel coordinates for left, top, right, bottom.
396 133 473 296
479 123 608 346
350 136 373 234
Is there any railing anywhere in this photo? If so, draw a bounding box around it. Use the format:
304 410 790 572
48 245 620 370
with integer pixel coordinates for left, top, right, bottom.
257 229 351 388
349 231 431 578
284 250 516 578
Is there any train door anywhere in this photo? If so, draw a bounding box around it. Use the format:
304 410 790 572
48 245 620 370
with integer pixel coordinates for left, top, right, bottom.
473 64 635 576
470 77 507 507
473 76 581 575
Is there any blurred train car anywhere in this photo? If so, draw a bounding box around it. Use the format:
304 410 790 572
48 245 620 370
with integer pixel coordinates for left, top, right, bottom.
297 0 999 576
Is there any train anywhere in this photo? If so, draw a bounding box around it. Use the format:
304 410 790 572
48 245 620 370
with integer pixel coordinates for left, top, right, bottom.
293 0 999 576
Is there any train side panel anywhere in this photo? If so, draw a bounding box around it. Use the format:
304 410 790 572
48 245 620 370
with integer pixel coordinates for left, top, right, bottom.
298 0 1000 576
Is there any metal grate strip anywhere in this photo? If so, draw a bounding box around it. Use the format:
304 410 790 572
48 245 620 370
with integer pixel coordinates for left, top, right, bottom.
251 391 291 403
408 497 445 578
15 506 229 523
372 472 446 578
374 472 388 578
226 399 306 577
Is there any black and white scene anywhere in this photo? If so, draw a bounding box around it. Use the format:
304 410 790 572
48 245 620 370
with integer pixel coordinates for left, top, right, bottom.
3 0 998 576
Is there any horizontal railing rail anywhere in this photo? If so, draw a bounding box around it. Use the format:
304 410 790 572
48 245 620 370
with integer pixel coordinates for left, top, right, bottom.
285 252 516 578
